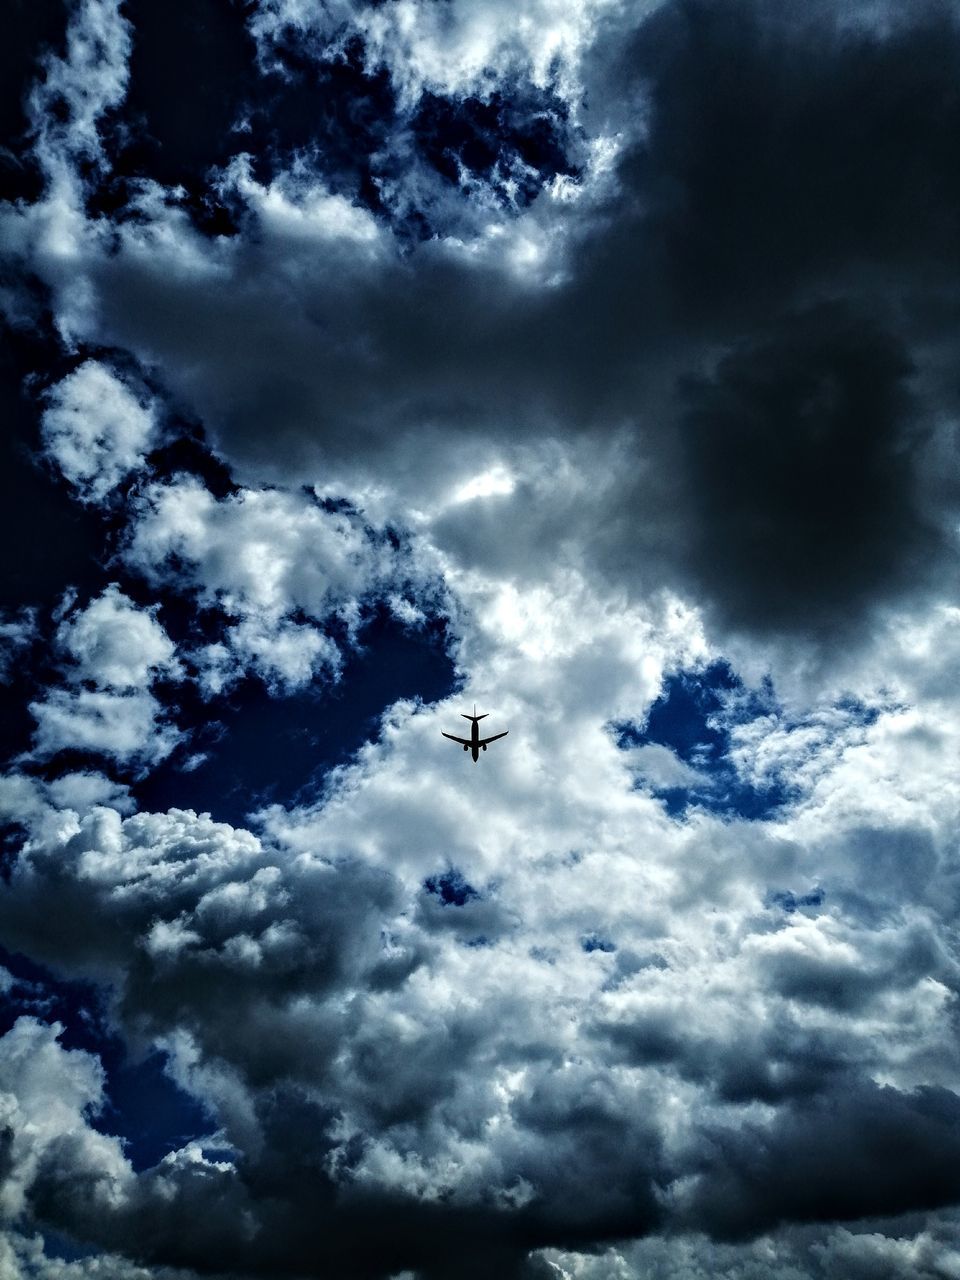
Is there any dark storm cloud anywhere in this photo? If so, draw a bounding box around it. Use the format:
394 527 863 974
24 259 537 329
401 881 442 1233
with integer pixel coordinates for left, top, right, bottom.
677 305 940 634
602 0 960 314
0 801 672 1280
682 1080 960 1238
76 0 960 641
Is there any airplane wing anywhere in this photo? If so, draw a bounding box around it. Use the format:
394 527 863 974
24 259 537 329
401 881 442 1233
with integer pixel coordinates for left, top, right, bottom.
478 731 508 746
442 732 471 746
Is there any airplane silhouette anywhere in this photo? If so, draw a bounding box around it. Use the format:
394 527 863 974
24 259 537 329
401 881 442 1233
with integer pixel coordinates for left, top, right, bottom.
442 706 508 762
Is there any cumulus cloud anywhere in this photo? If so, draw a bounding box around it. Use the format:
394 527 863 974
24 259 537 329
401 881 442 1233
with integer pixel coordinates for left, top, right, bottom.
121 474 441 693
28 688 182 769
2 549 959 1275
24 588 183 769
14 0 953 657
123 478 393 618
3 0 960 1276
40 364 158 504
0 1017 131 1224
56 586 179 690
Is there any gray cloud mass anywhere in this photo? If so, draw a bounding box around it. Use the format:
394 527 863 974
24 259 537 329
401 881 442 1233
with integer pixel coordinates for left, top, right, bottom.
1 0 960 1277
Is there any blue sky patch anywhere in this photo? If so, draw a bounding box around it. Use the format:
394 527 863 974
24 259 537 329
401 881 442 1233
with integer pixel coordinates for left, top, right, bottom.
41 1230 104 1265
768 887 826 914
424 868 480 907
133 608 458 826
613 660 790 821
582 934 616 953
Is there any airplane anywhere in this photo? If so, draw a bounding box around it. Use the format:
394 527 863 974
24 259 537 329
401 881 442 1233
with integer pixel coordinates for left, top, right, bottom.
442 706 508 762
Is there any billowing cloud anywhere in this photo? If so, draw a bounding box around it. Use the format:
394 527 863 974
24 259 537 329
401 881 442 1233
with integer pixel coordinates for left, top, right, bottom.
1 549 959 1275
8 0 954 651
2 0 960 1276
56 586 179 690
28 688 182 769
40 364 158 505
0 1017 131 1225
121 473 443 693
24 587 183 769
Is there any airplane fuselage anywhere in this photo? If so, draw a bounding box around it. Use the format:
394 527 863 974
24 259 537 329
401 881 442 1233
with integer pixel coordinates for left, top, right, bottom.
441 708 507 761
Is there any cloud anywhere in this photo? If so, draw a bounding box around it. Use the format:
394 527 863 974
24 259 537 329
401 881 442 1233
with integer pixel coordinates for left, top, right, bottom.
3 1 960 1277
540 1216 960 1280
28 689 183 769
0 1018 131 1224
0 1232 183 1280
675 305 943 635
193 617 340 696
123 478 394 617
248 0 625 102
2 545 959 1274
0 609 37 682
40 364 158 505
56 587 179 691
11 0 953 654
23 587 183 769
0 0 132 340
121 474 442 693
676 1081 960 1237
27 0 131 176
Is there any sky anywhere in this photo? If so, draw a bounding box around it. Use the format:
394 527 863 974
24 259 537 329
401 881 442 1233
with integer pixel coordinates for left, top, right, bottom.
1 0 960 1277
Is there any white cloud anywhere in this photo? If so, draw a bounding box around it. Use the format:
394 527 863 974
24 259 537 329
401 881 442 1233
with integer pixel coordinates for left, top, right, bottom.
248 0 628 103
197 616 340 695
621 742 706 791
125 478 394 615
539 1219 960 1280
0 0 131 340
21 588 183 769
0 1232 168 1280
27 0 131 176
41 364 157 504
29 689 182 768
2 559 960 1269
44 771 135 816
0 1018 131 1224
57 586 179 690
221 156 383 249
122 475 440 693
3 0 960 1274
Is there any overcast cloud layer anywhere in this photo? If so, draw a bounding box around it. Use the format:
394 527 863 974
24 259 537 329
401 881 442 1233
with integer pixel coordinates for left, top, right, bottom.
1 1 960 1278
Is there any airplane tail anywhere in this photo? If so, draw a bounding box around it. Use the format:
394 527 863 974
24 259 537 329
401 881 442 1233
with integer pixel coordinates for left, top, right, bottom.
461 709 488 721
